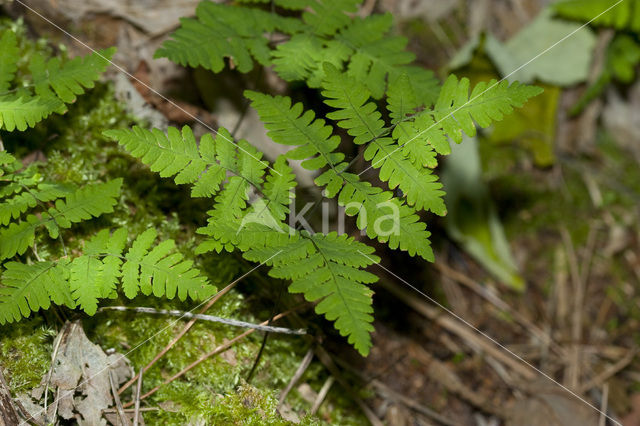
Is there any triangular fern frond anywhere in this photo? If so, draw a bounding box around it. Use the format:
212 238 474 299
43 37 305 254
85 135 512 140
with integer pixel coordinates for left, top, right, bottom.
29 47 116 104
247 90 436 260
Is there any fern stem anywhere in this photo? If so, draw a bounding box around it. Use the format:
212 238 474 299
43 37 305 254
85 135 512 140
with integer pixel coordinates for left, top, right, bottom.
98 306 305 335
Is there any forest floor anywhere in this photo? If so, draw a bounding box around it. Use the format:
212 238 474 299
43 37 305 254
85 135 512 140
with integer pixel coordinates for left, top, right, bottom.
3 0 640 425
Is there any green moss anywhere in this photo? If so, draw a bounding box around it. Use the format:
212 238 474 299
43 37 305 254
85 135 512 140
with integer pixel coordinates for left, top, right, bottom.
0 318 54 392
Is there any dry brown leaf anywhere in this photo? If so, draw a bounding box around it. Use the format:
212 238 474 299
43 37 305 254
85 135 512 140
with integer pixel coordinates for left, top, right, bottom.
24 321 132 425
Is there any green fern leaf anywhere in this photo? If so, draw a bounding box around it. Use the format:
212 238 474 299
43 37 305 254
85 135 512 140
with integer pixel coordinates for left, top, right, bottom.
263 156 296 221
335 14 414 98
0 183 75 226
0 179 122 259
0 95 60 131
155 1 301 73
245 90 345 170
104 126 268 200
271 35 351 88
122 228 215 301
0 30 19 93
70 228 128 315
434 75 544 143
242 228 378 356
321 64 446 214
302 0 361 36
42 178 122 238
29 47 116 104
0 260 74 324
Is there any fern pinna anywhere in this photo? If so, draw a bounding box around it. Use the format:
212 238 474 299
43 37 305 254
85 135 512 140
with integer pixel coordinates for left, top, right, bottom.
0 27 115 130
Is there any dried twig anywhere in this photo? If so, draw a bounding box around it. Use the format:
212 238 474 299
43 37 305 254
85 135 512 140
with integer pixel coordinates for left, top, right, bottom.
118 278 242 394
279 349 314 405
379 278 536 380
579 349 637 393
100 306 306 335
133 368 143 426
314 346 383 426
109 370 131 426
310 376 334 415
43 322 71 424
123 311 293 407
561 227 585 389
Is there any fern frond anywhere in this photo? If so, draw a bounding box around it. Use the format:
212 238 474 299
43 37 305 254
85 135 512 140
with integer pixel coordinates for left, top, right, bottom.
155 1 301 73
239 226 378 356
0 179 122 259
0 183 75 226
433 75 544 143
0 260 74 324
121 228 214 301
0 30 19 93
554 0 640 31
0 228 214 322
302 0 361 36
245 90 344 170
336 14 414 98
104 126 268 201
29 47 116 104
321 64 446 214
247 91 436 260
0 95 60 131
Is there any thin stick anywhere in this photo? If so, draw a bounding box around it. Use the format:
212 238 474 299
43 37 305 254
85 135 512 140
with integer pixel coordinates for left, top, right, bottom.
434 261 566 358
123 311 291 407
578 349 637 393
43 322 70 424
109 370 131 426
310 376 334 415
118 277 242 394
103 407 158 414
100 306 305 335
133 368 143 426
278 349 314 405
598 383 609 426
313 346 383 426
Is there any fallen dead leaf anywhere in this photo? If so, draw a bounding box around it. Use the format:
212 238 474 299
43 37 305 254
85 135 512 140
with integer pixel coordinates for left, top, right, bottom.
23 321 132 425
